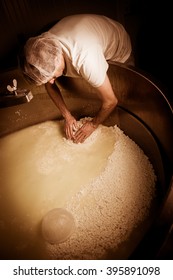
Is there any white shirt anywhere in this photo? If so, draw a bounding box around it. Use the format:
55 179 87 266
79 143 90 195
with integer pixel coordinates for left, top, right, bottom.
49 14 132 87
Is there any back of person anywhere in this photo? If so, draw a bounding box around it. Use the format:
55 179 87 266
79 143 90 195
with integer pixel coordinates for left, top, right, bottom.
49 14 132 64
49 14 132 87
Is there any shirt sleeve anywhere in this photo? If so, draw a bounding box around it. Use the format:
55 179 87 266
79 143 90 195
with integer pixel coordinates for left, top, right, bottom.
79 45 108 87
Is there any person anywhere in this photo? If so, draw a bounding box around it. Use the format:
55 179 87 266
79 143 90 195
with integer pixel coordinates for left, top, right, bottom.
22 14 133 143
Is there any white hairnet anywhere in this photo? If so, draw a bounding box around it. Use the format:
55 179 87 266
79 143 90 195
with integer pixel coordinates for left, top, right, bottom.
23 32 62 85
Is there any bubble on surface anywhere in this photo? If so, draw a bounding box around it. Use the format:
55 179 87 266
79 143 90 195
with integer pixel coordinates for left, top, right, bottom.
41 208 75 244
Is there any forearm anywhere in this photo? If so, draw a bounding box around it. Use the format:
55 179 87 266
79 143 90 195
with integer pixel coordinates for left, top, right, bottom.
45 82 71 119
73 94 117 143
92 74 118 127
92 101 117 127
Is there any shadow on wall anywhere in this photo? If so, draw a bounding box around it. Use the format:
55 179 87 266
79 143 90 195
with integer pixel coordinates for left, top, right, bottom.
133 1 172 101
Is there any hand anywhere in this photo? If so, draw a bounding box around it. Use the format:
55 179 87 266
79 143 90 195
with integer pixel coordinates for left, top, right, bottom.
64 115 78 140
73 120 97 143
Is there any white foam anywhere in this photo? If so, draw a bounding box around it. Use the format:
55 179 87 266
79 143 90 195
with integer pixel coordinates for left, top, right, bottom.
46 124 156 260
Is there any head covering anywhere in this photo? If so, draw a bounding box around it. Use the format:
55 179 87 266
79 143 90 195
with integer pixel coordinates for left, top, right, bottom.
23 32 62 85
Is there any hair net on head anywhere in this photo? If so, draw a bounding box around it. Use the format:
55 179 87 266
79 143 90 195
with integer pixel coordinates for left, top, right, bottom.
23 32 62 85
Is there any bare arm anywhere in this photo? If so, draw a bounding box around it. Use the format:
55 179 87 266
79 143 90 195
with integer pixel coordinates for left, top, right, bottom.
45 82 77 139
92 74 118 127
74 74 118 143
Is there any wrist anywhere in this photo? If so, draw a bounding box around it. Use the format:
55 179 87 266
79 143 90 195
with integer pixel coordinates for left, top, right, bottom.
64 111 73 121
91 120 99 129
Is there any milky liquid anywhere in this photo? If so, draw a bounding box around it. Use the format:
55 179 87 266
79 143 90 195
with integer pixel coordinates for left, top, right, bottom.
0 120 115 258
0 119 157 260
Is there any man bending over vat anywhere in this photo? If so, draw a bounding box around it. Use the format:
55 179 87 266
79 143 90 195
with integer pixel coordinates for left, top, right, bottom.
21 14 133 143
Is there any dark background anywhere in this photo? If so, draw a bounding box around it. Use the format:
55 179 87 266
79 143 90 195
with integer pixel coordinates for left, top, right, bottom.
0 0 172 101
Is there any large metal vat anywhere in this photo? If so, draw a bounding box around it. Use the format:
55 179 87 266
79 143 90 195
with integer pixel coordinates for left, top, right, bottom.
0 63 172 259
